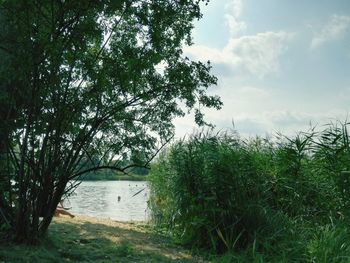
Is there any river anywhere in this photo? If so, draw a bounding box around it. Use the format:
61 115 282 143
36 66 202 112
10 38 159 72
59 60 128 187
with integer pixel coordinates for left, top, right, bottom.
65 181 150 221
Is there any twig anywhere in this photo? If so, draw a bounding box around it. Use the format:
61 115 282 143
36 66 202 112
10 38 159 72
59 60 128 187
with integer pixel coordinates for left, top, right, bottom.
132 188 146 197
0 207 10 226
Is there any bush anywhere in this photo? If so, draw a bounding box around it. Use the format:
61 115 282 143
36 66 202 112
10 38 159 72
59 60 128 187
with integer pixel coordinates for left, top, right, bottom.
149 122 350 255
149 132 283 252
306 223 350 262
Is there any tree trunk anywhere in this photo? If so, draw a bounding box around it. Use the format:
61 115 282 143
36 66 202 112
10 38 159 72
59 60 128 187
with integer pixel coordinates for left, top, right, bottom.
13 175 69 244
39 180 68 237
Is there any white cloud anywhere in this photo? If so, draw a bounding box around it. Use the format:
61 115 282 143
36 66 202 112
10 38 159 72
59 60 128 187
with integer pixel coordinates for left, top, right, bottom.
174 110 317 138
337 87 350 100
212 110 350 137
186 1 293 78
236 86 270 98
225 0 243 17
175 4 350 139
226 31 293 77
185 31 293 78
225 15 247 36
311 14 350 49
224 0 246 35
174 79 350 138
184 45 230 65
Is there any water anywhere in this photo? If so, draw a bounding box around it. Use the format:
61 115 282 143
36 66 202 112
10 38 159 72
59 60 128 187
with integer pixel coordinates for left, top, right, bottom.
65 181 150 221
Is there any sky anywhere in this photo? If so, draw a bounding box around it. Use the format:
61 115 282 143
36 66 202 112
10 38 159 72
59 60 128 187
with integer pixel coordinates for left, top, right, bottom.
173 0 350 138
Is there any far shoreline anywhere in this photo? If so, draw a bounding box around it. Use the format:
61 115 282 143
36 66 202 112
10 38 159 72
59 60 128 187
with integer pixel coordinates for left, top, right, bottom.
79 174 148 181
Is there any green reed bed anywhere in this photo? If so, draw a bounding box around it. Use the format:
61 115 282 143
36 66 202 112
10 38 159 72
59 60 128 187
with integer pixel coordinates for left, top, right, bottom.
148 121 350 262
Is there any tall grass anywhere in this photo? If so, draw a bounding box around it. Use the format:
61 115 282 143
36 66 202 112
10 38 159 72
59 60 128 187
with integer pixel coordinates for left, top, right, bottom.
148 121 350 260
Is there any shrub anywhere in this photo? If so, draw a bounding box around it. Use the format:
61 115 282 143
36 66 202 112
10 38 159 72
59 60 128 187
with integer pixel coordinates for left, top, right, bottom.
149 132 279 252
149 122 350 254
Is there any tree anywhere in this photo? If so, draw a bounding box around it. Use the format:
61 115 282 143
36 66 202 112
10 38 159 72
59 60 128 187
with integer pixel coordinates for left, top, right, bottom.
0 0 221 244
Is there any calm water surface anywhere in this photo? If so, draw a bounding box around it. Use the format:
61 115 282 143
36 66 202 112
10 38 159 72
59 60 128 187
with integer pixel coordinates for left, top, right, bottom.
66 181 150 221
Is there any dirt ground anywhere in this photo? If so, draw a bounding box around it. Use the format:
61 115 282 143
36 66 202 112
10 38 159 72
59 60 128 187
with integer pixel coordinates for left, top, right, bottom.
0 215 209 262
49 215 208 262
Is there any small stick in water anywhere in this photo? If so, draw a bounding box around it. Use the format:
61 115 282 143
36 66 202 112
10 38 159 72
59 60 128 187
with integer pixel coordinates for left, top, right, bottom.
132 188 145 197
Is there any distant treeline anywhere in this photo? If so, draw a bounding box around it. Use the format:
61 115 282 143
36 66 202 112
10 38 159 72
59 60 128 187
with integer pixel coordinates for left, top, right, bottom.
80 167 148 181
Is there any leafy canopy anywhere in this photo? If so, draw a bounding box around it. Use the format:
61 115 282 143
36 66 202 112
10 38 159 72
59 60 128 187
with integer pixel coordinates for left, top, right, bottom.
0 0 221 243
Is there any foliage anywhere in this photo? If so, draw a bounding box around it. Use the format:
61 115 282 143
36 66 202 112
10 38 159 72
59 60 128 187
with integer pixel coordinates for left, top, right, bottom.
0 0 221 243
149 131 277 252
78 155 149 180
80 171 147 181
149 122 350 257
307 223 350 263
210 222 350 262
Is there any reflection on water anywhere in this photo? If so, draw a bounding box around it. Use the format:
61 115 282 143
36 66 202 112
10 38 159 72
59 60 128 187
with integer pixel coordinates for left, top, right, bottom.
66 181 149 221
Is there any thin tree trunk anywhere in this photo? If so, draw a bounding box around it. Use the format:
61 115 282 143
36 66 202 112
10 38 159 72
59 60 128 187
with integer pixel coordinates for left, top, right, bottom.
39 180 67 237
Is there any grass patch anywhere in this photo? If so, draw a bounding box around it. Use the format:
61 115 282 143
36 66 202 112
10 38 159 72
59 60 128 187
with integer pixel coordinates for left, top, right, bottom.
0 216 205 262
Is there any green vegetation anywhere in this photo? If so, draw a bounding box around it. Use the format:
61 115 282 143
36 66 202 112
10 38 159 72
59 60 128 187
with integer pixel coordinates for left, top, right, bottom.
149 122 350 262
0 0 221 243
0 216 205 262
80 165 149 181
80 172 147 181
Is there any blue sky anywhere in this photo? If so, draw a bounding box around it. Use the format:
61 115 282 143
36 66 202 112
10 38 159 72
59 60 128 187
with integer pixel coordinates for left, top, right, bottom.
174 0 350 138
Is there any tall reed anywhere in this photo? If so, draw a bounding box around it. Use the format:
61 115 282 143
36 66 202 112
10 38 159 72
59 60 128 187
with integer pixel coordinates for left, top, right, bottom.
149 122 350 257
